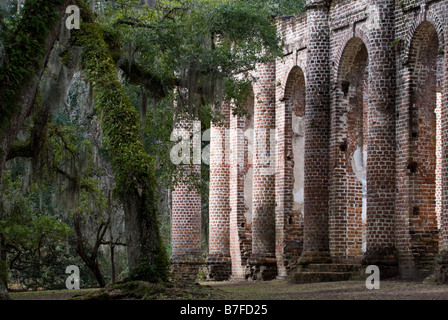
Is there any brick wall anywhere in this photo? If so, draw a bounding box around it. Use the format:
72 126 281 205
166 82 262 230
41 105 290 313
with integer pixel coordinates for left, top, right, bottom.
330 37 368 263
395 0 447 279
173 0 448 281
275 15 308 277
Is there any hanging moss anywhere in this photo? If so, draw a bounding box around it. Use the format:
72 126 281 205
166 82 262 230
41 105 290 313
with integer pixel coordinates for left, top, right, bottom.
69 4 169 282
0 0 66 138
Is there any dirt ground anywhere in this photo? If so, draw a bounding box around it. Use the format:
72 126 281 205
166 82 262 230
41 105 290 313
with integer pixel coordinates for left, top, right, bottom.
207 281 448 300
9 288 98 300
7 279 448 300
201 279 448 300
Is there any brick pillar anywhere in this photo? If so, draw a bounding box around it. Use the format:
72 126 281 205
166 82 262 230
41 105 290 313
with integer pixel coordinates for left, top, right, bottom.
171 119 203 280
436 35 448 279
442 46 448 250
207 104 231 280
275 98 292 279
298 0 332 265
361 0 397 276
248 61 277 280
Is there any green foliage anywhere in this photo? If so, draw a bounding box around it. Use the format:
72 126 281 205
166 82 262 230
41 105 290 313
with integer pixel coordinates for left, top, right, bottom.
0 0 307 289
246 0 307 16
96 0 285 118
0 167 74 290
132 257 164 283
89 0 299 262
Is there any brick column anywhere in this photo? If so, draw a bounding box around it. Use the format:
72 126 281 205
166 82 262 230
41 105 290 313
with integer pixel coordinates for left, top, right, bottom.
248 61 277 280
275 99 292 279
436 35 448 277
361 0 397 276
298 0 332 265
171 119 203 280
207 104 231 280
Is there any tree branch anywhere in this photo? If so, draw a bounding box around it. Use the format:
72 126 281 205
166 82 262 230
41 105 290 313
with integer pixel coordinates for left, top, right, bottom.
101 241 127 246
0 233 26 271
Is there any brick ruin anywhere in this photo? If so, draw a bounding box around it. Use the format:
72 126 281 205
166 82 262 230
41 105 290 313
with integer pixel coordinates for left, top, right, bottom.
171 0 448 282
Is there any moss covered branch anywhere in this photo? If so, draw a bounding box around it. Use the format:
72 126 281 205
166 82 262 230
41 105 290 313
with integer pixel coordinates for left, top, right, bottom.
69 3 169 282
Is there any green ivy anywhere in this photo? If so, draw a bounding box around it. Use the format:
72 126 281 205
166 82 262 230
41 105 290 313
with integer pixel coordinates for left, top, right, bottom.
69 4 169 281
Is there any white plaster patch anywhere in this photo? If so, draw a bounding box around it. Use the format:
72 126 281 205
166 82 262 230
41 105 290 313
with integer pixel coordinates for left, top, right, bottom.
294 189 304 204
367 4 380 30
351 145 366 183
292 113 305 212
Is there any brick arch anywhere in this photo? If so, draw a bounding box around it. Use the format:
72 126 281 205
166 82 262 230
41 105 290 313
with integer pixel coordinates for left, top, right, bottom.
284 66 306 117
405 18 441 275
403 10 445 64
275 64 307 276
330 34 369 262
408 21 441 67
333 31 370 83
280 61 307 101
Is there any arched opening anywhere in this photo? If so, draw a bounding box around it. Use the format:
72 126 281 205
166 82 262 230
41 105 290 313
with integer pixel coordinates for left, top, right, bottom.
283 66 306 260
332 37 368 262
408 21 442 275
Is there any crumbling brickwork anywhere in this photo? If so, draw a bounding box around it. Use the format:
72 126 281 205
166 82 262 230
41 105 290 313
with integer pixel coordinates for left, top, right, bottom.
171 0 447 282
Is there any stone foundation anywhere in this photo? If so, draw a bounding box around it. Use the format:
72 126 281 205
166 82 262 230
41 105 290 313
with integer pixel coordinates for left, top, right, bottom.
248 254 278 281
171 254 205 282
206 254 231 281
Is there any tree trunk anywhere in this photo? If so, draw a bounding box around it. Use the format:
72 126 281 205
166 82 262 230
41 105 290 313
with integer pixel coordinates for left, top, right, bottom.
0 246 10 300
110 245 116 284
90 261 107 288
121 188 169 282
74 212 108 288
